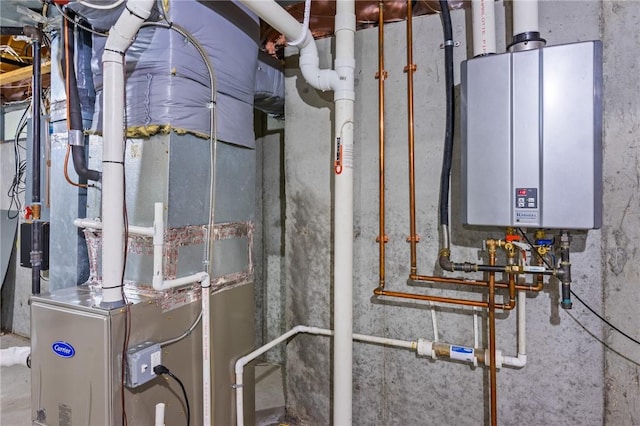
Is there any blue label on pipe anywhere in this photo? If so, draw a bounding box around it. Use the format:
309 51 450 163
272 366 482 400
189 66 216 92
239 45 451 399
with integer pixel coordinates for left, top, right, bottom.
450 345 474 362
52 341 75 358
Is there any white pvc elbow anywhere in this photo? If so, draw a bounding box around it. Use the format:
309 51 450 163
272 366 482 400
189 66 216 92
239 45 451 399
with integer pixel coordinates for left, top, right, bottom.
104 0 155 55
0 346 30 367
298 33 338 92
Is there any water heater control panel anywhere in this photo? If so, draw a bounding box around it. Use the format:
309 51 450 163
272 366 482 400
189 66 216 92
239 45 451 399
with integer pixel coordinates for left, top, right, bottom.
461 41 602 230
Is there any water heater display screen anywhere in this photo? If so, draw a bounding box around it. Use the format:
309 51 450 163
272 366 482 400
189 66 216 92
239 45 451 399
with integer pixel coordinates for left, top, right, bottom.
515 188 538 209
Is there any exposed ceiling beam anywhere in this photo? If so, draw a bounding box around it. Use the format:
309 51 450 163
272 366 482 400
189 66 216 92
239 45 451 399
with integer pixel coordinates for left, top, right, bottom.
0 60 50 86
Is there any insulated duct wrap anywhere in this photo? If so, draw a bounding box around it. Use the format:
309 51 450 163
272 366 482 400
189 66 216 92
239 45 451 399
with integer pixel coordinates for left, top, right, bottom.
255 50 285 114
78 0 260 148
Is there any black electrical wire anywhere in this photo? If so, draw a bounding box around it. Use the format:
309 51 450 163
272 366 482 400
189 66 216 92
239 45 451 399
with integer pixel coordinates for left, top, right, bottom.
120 115 131 426
569 290 640 346
437 0 454 227
7 107 30 219
518 228 640 347
154 365 191 426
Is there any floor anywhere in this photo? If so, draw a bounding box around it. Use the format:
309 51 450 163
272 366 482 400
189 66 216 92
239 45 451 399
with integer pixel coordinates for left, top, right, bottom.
0 333 286 426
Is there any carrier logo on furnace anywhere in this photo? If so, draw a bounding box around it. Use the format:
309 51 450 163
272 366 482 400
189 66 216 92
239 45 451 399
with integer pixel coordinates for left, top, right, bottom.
52 341 75 358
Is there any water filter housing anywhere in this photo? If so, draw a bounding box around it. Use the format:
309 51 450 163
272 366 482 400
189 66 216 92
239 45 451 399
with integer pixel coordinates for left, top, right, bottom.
461 41 602 230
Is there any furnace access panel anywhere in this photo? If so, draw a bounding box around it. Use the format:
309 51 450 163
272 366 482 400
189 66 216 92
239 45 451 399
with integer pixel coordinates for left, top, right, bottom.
461 41 602 230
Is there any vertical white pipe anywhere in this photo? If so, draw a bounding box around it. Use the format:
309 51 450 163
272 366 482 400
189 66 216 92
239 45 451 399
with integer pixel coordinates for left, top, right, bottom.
100 0 154 306
517 290 526 356
237 1 355 423
332 1 355 424
101 56 126 306
512 0 539 36
201 276 212 426
471 0 497 56
152 202 164 289
154 403 165 426
235 372 244 426
430 302 439 342
473 308 480 348
502 291 527 367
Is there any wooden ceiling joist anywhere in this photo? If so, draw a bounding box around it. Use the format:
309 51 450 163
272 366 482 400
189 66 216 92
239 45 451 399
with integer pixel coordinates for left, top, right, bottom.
0 60 50 87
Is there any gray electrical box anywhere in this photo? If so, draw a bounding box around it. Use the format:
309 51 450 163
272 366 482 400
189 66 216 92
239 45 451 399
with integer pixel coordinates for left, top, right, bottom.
461 41 602 229
125 342 162 388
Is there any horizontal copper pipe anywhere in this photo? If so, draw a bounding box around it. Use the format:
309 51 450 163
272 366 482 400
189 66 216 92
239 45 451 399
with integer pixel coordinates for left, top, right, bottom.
409 273 544 292
374 286 516 310
374 287 489 308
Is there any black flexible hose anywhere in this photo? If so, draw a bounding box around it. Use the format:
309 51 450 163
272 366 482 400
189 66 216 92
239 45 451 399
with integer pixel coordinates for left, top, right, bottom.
437 0 454 227
63 11 100 182
71 145 100 181
64 12 82 133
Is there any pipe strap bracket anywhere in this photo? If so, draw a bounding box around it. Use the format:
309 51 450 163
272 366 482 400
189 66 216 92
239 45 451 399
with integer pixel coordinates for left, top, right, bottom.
68 129 84 146
403 64 417 73
375 70 388 80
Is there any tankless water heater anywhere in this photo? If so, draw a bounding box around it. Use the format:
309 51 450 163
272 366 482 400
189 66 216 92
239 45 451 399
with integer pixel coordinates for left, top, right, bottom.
461 41 602 230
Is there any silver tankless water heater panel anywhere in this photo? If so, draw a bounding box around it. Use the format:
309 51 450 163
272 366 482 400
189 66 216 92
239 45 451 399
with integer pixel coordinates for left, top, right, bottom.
461 41 602 229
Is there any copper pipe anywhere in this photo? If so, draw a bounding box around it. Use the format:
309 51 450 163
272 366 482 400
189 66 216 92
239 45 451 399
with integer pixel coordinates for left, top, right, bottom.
374 286 516 311
488 244 498 426
376 0 388 289
405 0 419 276
374 287 489 308
411 273 543 292
505 244 517 306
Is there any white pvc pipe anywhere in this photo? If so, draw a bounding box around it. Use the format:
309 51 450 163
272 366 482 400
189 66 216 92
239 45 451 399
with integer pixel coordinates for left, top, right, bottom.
332 2 355 424
473 307 480 348
152 202 164 289
100 0 154 306
232 323 529 425
147 202 209 292
233 326 415 426
237 2 355 424
76 207 207 292
150 270 212 424
471 0 497 56
239 1 337 92
201 276 212 426
518 290 526 356
502 291 527 368
0 346 30 367
73 218 154 237
430 302 439 342
287 0 312 47
512 0 539 36
154 403 165 426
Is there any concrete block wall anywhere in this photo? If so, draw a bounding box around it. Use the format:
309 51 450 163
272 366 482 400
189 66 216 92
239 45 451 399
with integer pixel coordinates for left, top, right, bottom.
278 1 639 424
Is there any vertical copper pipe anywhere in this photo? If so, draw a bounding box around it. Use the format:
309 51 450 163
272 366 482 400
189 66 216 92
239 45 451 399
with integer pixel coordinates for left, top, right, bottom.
376 1 388 289
506 246 517 305
488 245 498 426
405 0 419 276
